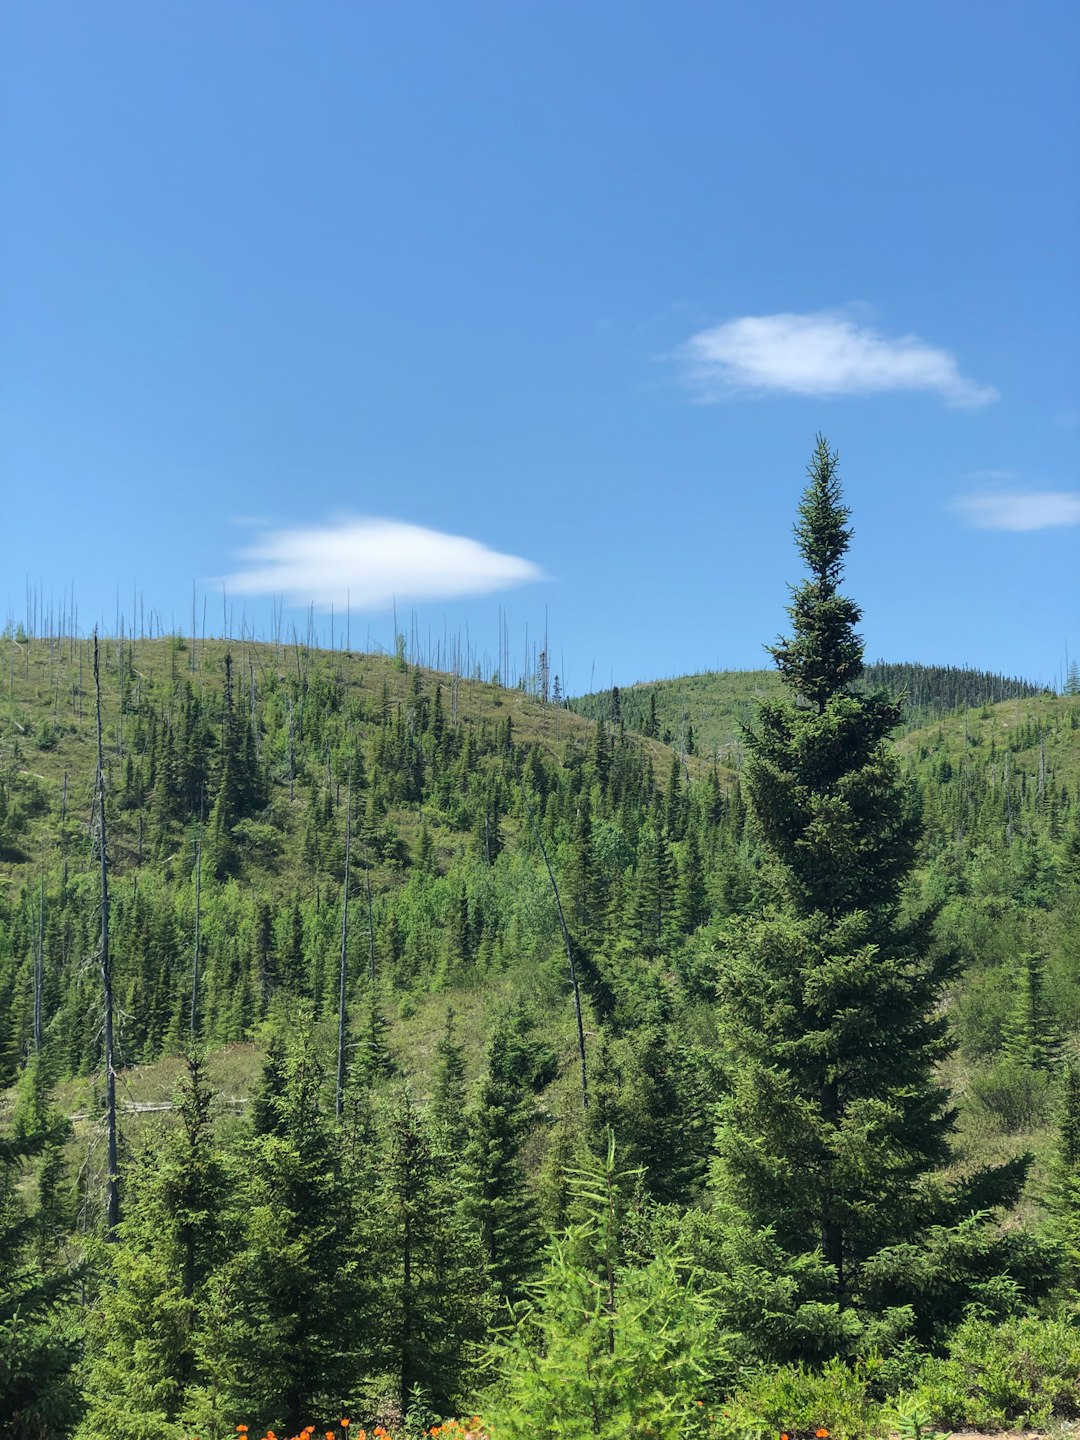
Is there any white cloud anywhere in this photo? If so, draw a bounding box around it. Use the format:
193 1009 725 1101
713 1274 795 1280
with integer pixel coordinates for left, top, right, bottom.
224 517 543 609
951 490 1080 531
679 309 998 409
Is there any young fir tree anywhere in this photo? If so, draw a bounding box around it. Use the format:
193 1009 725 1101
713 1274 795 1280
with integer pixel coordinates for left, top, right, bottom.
465 1006 543 1306
194 1032 365 1433
78 1053 230 1439
374 1088 489 1416
0 1058 79 1437
709 437 1039 1356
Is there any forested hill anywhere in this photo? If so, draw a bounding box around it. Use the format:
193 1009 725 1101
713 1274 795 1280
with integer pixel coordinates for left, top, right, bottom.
1 620 1079 1436
0 630 710 1086
570 660 1048 757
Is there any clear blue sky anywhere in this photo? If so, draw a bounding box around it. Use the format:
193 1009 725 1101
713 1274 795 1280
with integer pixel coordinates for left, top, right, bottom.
3 1 1077 692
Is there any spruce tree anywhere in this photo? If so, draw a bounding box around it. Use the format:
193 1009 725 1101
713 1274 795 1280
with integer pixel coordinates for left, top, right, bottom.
483 1137 717 1440
78 1053 230 1439
375 1089 488 1415
466 1006 542 1305
0 1059 79 1437
710 437 1036 1354
195 1033 364 1432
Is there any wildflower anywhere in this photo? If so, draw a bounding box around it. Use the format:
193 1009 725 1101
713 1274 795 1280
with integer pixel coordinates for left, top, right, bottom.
817 1431 830 1438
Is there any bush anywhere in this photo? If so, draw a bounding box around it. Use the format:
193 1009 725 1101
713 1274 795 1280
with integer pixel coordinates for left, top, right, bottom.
905 1312 1080 1429
718 1358 881 1440
970 1055 1055 1133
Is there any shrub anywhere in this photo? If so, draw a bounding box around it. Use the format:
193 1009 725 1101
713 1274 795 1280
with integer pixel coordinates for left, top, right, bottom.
718 1357 881 1440
905 1312 1080 1429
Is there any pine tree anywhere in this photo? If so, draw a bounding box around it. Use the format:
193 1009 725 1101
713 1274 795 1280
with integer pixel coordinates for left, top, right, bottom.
709 437 1037 1354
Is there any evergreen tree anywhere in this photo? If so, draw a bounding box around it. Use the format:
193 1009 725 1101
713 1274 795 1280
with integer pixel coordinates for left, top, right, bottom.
195 1033 364 1432
1050 1057 1080 1304
0 1059 79 1438
482 1137 717 1440
431 1007 468 1158
673 830 708 936
709 437 1036 1354
375 1089 488 1415
627 823 675 957
78 1053 230 1439
466 1006 542 1305
1003 952 1060 1072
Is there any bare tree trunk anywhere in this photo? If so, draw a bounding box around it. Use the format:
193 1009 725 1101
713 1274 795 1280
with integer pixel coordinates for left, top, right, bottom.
521 789 588 1110
820 1076 844 1298
336 782 352 1116
93 632 120 1236
190 836 202 1040
364 841 376 985
33 869 44 1052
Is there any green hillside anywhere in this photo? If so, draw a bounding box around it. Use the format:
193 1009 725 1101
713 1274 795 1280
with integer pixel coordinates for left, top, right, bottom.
2 494 1079 1435
570 660 1049 760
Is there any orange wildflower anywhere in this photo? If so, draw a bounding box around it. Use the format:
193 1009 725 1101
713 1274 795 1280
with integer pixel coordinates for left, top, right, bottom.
817 1431 830 1438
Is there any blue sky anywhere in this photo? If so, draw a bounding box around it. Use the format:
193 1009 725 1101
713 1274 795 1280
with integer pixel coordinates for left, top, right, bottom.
3 1 1077 692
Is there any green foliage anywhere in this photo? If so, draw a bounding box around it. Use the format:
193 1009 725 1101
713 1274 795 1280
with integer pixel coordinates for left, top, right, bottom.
720 1357 882 1440
481 1139 719 1440
465 1005 543 1305
905 1312 1080 1429
707 438 1042 1361
0 479 1077 1432
77 1053 232 1440
189 1032 364 1434
0 1057 80 1439
374 1088 489 1416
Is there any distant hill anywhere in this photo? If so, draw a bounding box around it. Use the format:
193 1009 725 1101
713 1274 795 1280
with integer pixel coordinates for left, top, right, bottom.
569 661 1048 760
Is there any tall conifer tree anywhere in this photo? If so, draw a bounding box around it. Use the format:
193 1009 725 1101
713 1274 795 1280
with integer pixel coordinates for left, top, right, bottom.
710 437 1036 1352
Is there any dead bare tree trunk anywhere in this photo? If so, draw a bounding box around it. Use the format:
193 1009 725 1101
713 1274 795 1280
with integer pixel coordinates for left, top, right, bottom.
336 781 352 1117
364 841 376 985
33 869 44 1053
521 788 588 1110
93 632 120 1236
190 836 202 1039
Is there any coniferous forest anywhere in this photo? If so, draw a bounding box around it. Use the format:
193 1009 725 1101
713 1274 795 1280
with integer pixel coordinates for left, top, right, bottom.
2 441 1079 1439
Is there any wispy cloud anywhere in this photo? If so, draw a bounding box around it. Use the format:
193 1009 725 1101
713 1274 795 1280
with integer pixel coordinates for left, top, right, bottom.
678 309 997 409
952 489 1080 531
224 517 543 609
